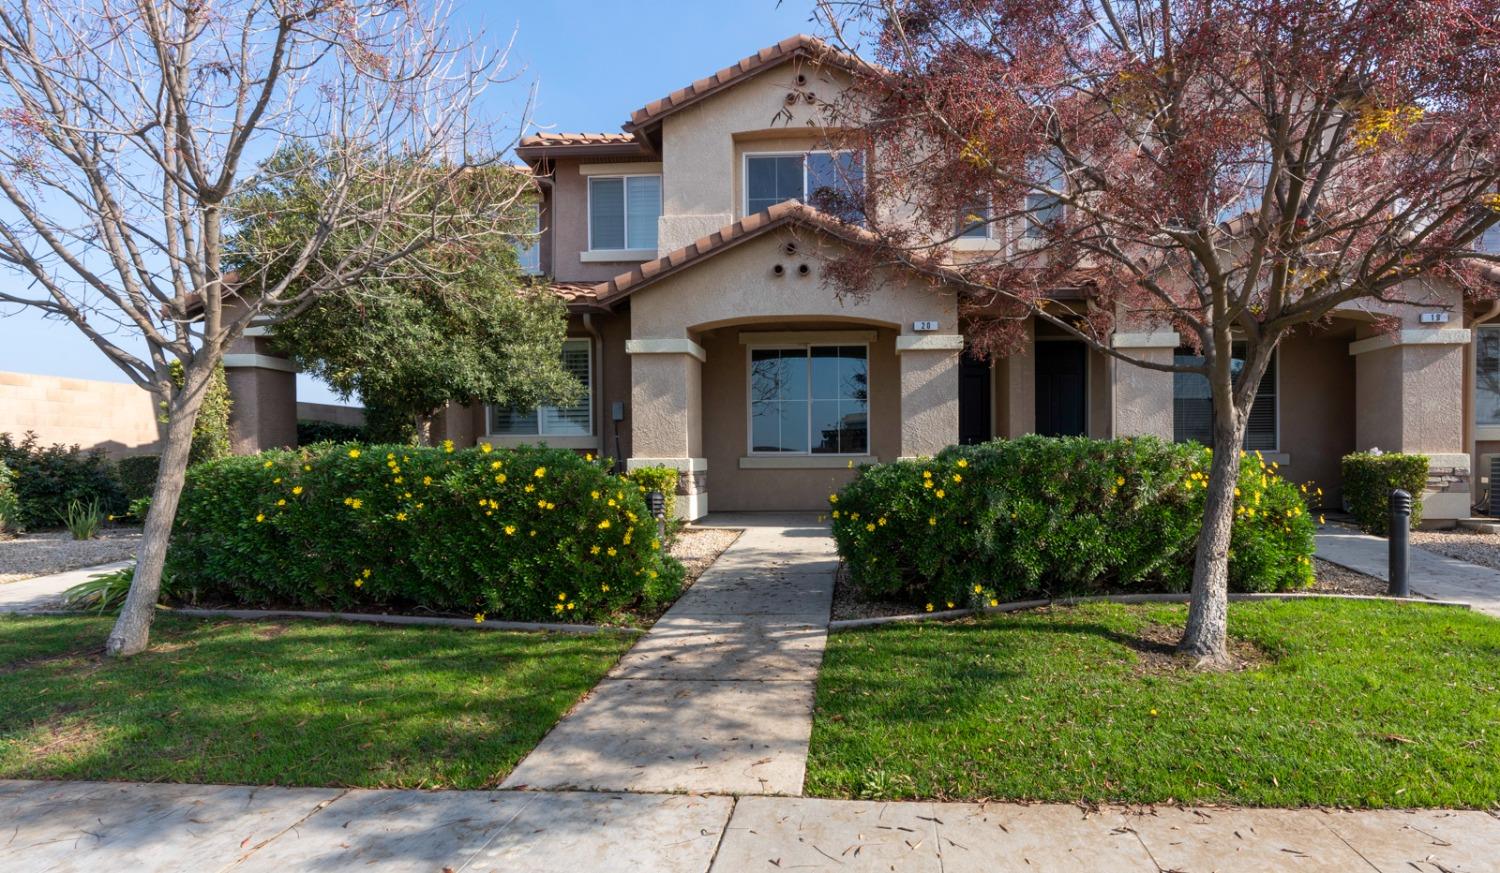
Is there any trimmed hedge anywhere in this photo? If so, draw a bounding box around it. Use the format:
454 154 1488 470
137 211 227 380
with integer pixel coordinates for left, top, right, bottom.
625 465 679 521
297 419 367 446
0 462 18 536
0 432 126 530
116 455 161 501
831 436 1315 608
166 443 684 622
1341 452 1429 535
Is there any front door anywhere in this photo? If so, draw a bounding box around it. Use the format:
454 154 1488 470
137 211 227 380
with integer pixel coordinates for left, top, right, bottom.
958 351 992 445
1035 341 1087 437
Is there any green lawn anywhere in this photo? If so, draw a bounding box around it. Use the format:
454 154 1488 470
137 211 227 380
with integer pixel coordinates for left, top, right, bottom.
0 614 634 788
807 600 1500 808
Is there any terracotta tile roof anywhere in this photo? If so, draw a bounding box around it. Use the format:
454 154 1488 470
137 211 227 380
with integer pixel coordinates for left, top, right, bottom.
518 132 637 148
625 34 868 132
515 132 649 164
550 281 605 308
591 200 886 304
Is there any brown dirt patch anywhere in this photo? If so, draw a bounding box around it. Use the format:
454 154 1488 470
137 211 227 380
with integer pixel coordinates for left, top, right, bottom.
1123 622 1273 674
1310 558 1387 596
252 623 290 640
26 716 103 760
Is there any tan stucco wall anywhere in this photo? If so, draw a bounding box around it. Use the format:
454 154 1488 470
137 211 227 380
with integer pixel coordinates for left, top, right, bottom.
547 156 665 283
0 371 161 457
1355 342 1465 454
296 402 365 428
658 58 852 250
698 323 901 511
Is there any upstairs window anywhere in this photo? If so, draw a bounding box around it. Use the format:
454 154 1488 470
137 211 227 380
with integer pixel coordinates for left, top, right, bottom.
588 175 660 252
1172 343 1278 451
749 345 868 454
515 204 542 274
956 202 994 239
1477 221 1500 255
1024 152 1066 239
1477 327 1500 426
489 339 593 437
746 151 864 222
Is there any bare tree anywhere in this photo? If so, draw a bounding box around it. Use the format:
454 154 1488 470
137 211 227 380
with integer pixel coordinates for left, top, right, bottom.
0 0 528 656
817 0 1500 664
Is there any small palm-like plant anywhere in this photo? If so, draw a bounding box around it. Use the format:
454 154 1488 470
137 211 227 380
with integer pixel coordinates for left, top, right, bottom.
61 497 103 540
62 564 135 612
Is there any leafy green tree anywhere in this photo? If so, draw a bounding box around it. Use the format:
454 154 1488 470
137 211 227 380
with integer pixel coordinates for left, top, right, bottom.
229 149 578 439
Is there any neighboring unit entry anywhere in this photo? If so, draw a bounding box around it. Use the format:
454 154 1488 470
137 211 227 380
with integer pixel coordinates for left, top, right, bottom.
912 320 940 332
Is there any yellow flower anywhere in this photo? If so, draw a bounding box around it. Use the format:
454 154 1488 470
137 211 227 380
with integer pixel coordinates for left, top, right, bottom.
831 510 840 518
496 473 508 484
957 458 968 468
651 540 660 550
558 592 567 601
303 464 311 472
878 517 887 526
828 494 838 504
566 602 575 611
591 490 601 500
276 498 286 506
1149 708 1158 717
866 523 876 532
598 519 611 529
524 483 534 493
946 601 955 609
292 485 303 496
474 612 486 624
929 517 937 526
602 584 610 592
590 545 601 555
952 474 962 483
273 477 282 484
973 584 982 593
263 460 274 469
443 440 455 453
395 512 407 521
1318 515 1326 524
925 603 934 612
989 598 998 607
607 547 618 556
480 443 493 453
534 466 547 478
585 453 594 461
363 568 371 578
923 470 932 479
354 579 363 588
935 489 945 499
1116 476 1125 486
423 475 433 486
347 449 360 459
350 498 363 509
923 480 934 489
255 513 265 523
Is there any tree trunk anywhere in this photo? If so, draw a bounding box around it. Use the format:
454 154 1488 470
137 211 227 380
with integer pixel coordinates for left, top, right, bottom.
105 362 211 658
1178 415 1245 665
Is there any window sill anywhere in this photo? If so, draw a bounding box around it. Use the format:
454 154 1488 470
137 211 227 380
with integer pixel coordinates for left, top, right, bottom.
482 435 600 451
739 455 874 470
580 249 655 263
952 237 1003 251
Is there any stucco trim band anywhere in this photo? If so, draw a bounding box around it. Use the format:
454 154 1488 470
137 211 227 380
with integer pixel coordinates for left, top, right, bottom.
626 456 708 473
1112 331 1181 349
738 455 875 469
579 161 663 176
738 330 877 345
1347 329 1471 356
221 353 296 373
624 338 707 362
894 334 964 353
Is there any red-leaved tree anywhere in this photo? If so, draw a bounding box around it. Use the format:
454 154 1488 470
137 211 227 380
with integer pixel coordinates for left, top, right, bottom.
818 0 1500 663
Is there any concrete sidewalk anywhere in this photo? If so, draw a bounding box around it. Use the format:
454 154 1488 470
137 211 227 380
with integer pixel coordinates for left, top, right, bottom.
0 561 131 613
1315 529 1500 617
3 779 1497 872
502 513 835 795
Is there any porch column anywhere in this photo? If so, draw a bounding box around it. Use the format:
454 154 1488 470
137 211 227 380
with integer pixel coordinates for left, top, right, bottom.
995 317 1035 437
895 334 962 458
625 338 708 519
1351 329 1471 521
223 328 297 453
1111 331 1178 440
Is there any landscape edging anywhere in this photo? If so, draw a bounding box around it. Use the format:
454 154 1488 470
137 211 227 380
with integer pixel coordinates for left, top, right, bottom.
827 591 1472 630
127 606 640 634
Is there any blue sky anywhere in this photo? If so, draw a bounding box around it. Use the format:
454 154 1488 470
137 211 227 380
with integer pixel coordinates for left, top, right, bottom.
0 0 822 404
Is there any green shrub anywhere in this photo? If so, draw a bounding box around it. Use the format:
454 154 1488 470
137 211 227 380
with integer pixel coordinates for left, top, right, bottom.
1341 451 1429 534
0 432 126 530
625 465 679 522
115 454 161 501
297 419 367 445
0 462 18 537
168 361 232 464
167 442 684 622
831 436 1315 608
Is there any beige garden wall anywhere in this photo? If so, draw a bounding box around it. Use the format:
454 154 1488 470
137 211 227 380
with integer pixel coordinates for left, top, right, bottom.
0 371 160 457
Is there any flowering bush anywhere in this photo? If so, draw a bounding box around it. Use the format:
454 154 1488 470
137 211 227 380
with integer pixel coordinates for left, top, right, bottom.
831 436 1315 609
167 442 684 622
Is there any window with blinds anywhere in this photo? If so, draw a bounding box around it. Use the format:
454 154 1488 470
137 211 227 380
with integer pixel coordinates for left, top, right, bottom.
1172 344 1277 450
489 339 592 436
588 175 660 251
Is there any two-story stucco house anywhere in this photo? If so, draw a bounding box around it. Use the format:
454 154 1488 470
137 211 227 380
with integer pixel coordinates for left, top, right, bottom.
225 35 1499 523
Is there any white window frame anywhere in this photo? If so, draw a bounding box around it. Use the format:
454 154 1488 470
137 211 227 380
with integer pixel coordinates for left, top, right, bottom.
1171 342 1280 452
487 338 594 438
516 203 542 274
586 173 661 253
744 342 871 456
742 150 863 217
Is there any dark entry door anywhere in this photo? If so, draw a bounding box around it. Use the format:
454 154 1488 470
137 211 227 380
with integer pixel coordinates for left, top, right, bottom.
958 351 992 445
1035 341 1087 437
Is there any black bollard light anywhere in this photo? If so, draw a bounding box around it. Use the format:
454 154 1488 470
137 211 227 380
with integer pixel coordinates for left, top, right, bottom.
1388 489 1411 597
645 490 667 540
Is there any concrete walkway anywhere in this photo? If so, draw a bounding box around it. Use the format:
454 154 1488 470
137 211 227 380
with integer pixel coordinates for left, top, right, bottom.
502 513 835 795
0 561 130 613
4 779 1497 872
1316 529 1500 617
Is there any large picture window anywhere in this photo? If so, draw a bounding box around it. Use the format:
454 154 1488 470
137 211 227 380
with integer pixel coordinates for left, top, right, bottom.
489 339 592 437
1172 343 1277 451
746 151 864 222
1477 327 1500 426
588 175 660 252
749 345 868 454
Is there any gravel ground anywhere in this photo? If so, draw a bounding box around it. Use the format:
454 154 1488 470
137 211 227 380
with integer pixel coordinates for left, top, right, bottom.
669 526 741 586
0 528 141 585
1409 528 1500 572
831 558 1393 620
